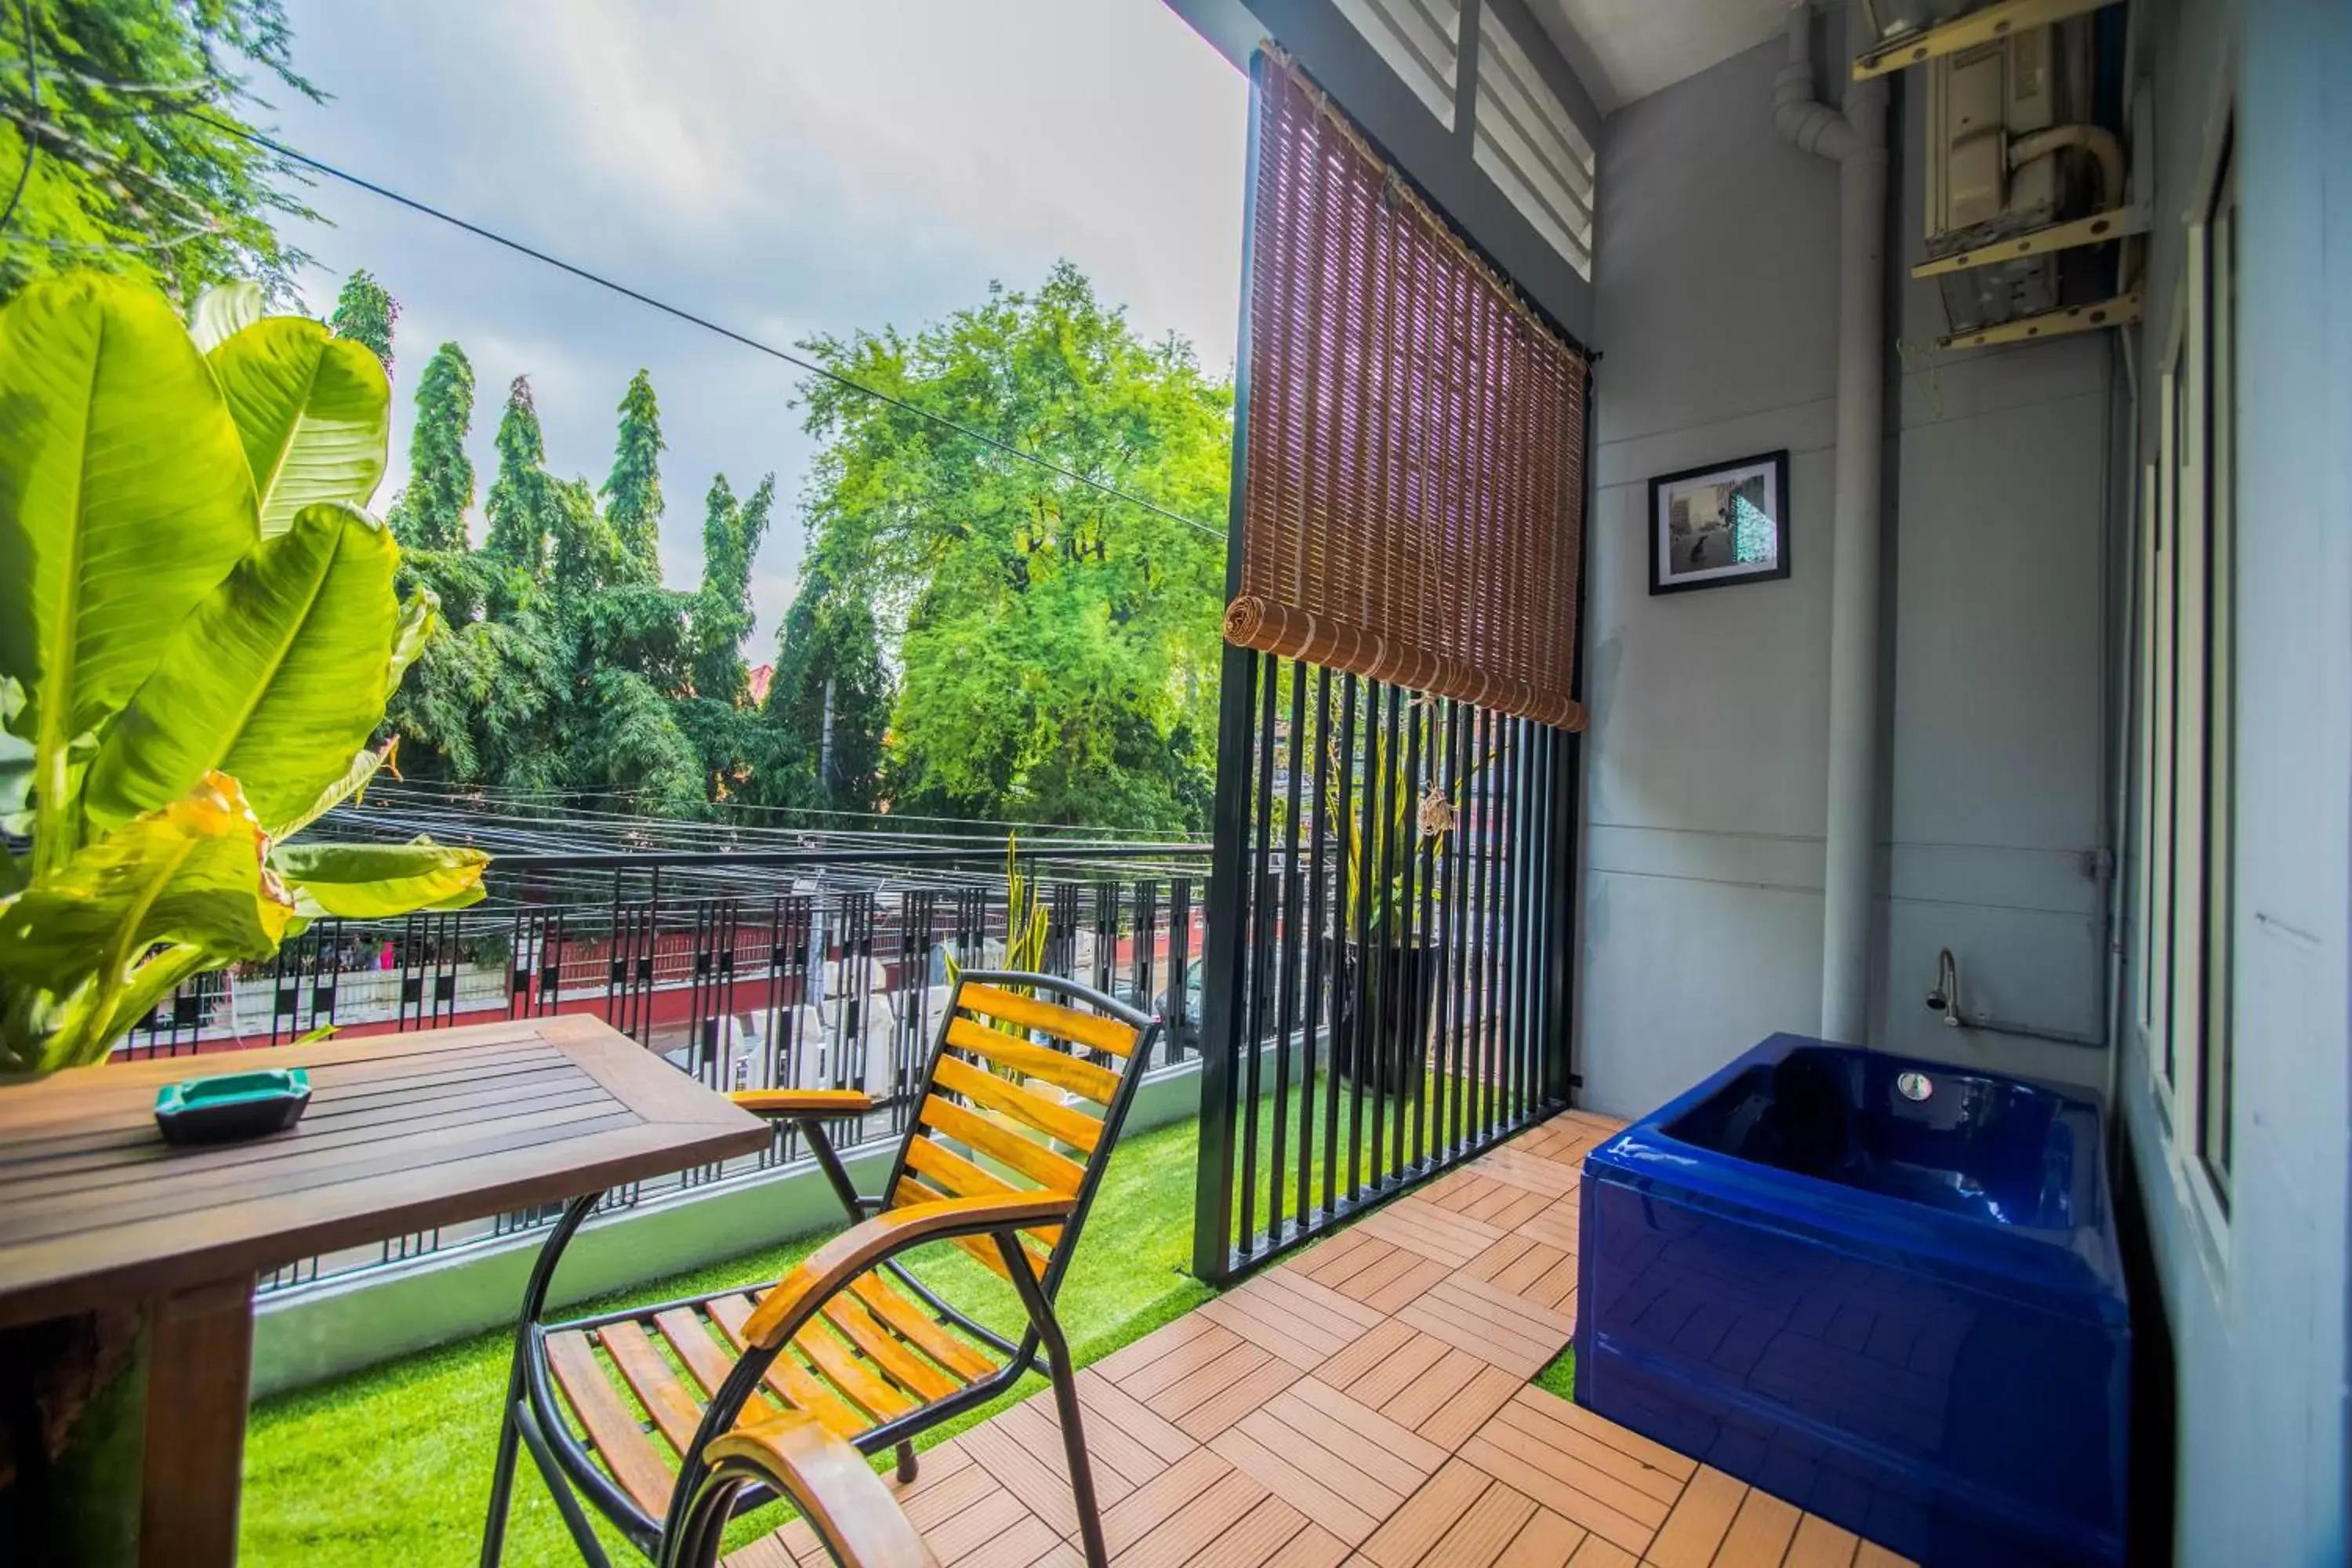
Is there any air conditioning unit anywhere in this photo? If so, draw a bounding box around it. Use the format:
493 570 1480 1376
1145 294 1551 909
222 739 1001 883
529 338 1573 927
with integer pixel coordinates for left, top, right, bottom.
1921 16 2118 335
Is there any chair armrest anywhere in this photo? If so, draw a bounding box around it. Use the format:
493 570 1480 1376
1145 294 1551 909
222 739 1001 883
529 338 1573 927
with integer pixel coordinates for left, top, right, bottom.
705 1409 938 1567
741 1193 1076 1348
729 1088 876 1118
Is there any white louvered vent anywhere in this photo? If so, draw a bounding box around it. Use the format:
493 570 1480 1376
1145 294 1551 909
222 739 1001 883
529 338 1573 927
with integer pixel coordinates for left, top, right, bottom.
1330 0 1463 130
1474 3 1595 278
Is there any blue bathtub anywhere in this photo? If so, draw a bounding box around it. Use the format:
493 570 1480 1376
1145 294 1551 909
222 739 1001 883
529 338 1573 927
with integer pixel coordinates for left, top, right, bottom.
1572 1034 2129 1566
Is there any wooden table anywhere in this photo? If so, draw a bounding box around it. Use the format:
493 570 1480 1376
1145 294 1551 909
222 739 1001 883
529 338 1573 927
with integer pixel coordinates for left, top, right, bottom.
0 1015 768 1566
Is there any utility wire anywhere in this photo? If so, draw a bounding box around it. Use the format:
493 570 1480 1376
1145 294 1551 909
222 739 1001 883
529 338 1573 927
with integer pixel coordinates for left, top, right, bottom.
183 110 1230 544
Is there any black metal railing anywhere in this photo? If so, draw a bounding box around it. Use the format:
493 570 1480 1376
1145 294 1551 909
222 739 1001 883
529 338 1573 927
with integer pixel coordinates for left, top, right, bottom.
115 839 1208 1294
1192 654 1579 1282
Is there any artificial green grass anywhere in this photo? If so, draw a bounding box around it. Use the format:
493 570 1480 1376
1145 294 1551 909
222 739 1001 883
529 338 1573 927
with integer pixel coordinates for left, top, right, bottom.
1533 1345 1575 1401
239 1110 1214 1566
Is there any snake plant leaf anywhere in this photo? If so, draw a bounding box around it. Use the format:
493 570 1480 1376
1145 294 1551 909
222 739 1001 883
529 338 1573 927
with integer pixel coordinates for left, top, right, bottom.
83 503 402 839
209 316 391 538
187 281 264 354
268 837 488 921
0 274 260 822
0 773 292 1070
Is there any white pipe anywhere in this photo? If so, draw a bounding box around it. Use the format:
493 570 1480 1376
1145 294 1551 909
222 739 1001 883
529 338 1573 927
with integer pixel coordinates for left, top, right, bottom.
2010 124 2126 211
1774 2 1889 1045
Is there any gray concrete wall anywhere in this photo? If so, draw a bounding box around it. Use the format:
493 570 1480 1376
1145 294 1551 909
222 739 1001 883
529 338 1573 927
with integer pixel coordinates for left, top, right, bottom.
2115 0 2352 1561
1574 10 2116 1120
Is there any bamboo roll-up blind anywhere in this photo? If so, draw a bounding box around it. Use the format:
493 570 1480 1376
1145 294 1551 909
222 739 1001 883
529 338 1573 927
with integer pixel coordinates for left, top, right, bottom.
1227 50 1589 731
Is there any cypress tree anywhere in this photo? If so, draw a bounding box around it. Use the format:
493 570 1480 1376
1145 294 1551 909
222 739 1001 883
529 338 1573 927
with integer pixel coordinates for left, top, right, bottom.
484 376 550 575
601 368 666 575
328 268 400 373
387 342 475 551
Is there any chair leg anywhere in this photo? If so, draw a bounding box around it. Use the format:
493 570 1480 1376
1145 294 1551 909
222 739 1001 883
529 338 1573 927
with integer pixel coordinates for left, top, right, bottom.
480 1392 524 1566
895 1440 919 1485
1043 1345 1108 1568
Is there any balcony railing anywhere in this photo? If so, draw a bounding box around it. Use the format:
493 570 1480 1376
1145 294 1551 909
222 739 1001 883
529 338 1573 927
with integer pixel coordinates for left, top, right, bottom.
118 839 1210 1295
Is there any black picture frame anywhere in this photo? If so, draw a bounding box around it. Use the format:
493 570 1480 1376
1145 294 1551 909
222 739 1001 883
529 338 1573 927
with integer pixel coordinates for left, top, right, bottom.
1646 448 1791 595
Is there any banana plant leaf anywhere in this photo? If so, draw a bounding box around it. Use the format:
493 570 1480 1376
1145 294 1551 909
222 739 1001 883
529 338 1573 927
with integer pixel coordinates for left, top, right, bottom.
187 281 263 354
0 275 258 863
0 773 293 1071
82 503 403 839
271 736 401 844
209 315 391 539
268 838 488 921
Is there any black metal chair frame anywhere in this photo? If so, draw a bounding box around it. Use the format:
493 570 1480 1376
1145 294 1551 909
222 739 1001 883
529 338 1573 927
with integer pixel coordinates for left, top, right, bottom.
481 971 1162 1568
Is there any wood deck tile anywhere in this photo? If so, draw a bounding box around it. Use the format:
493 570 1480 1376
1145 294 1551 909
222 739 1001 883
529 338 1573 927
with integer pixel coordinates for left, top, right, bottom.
1425 1475 1539 1566
1492 1395 1685 1506
1490 1509 1591 1568
962 1397 1135 1537
1262 1521 1353 1568
1095 1309 1226 1388
1355 1197 1503 1267
1192 1494 1319 1568
1210 1420 1389 1544
1154 1341 1303 1440
1512 1207 1578 1253
1317 1317 1432 1398
1114 1464 1272 1568
1371 1345 1522 1446
1100 1446 1234 1556
1638 1465 1746 1568
1356 1457 1493 1568
1394 1295 1559 1377
956 1514 1072 1568
1455 1429 1661 1558
1562 1534 1637 1567
1851 1544 1918 1568
1711 1486 1802 1567
1780 1512 1860 1567
725 1115 1911 1568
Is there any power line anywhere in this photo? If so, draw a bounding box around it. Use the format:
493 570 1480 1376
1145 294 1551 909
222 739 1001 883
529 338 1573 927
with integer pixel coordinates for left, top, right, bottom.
183 110 1230 544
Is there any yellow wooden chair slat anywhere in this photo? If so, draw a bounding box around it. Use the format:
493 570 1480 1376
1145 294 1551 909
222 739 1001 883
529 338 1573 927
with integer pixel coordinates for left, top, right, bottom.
944 1018 1122 1105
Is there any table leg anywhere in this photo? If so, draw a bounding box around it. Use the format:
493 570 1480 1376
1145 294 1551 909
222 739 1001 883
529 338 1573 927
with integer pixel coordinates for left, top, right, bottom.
139 1276 256 1568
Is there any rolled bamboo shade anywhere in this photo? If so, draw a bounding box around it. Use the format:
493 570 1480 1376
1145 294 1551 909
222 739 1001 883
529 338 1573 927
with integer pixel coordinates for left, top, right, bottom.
1227 51 1589 732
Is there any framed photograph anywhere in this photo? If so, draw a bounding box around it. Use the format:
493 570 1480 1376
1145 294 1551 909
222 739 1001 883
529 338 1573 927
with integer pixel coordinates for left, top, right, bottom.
1647 449 1791 595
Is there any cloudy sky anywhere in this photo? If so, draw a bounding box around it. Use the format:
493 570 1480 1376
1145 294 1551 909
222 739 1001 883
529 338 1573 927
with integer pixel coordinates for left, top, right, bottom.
266 0 1247 650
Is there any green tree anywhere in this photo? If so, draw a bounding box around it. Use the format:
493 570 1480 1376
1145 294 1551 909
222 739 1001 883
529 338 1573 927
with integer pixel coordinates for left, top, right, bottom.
795 262 1229 829
0 0 322 305
691 472 772 704
483 374 550 575
763 561 891 812
327 267 398 373
601 368 666 576
385 342 475 551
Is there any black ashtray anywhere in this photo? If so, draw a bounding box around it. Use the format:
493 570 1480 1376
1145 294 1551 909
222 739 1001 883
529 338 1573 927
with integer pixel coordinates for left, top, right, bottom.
154 1069 313 1146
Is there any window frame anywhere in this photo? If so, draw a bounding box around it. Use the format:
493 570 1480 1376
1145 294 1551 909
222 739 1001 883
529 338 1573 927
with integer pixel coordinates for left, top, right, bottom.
2131 93 2237 1248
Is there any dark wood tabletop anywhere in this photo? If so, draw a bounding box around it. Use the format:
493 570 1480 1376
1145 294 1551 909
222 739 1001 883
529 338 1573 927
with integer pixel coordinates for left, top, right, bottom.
0 1014 771 1329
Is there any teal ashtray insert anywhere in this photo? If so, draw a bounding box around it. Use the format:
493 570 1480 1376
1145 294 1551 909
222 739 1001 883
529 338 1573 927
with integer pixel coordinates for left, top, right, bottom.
154 1068 312 1146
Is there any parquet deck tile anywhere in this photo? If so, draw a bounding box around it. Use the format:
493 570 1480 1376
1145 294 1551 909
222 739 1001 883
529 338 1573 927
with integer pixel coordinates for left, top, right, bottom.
729 1112 1919 1568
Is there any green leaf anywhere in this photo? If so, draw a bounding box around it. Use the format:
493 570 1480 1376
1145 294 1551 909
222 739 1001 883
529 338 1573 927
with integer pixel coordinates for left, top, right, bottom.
82 503 403 838
387 587 438 688
267 838 488 920
0 274 260 869
0 773 293 1071
209 316 391 538
187 282 263 354
270 737 401 844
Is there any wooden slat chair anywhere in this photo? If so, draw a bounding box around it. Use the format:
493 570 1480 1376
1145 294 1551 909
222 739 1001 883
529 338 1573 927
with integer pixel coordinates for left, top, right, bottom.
481 971 1160 1568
